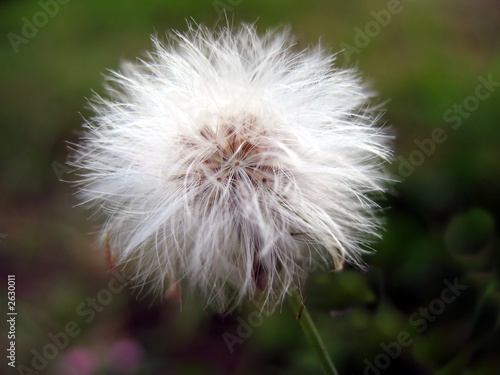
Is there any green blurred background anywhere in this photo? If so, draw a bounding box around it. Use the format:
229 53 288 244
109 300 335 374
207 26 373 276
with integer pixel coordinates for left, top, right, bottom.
1 0 499 374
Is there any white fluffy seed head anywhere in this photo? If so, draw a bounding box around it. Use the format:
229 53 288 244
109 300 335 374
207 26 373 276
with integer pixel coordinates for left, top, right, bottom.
70 23 393 311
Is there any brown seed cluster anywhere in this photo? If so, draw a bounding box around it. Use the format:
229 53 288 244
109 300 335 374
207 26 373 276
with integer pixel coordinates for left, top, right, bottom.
179 116 278 198
203 123 273 185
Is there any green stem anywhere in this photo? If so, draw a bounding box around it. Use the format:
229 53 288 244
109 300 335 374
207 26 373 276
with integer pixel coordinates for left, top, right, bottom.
288 286 339 375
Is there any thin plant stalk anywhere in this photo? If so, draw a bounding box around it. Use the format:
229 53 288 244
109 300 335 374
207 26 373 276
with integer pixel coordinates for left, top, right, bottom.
288 287 339 375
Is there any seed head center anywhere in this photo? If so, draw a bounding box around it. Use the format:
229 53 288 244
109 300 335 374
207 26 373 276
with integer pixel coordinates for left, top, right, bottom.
198 119 273 187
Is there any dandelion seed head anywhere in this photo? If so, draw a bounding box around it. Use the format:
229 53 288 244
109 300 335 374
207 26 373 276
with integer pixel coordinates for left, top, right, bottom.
71 23 393 311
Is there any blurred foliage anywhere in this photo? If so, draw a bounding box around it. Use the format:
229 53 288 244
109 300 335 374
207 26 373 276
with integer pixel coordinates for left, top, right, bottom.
1 0 500 374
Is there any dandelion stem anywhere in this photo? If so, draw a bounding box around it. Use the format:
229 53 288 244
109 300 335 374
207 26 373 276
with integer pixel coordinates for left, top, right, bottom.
288 286 339 375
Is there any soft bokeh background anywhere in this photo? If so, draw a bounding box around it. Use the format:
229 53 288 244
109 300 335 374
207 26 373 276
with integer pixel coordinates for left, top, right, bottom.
1 0 499 374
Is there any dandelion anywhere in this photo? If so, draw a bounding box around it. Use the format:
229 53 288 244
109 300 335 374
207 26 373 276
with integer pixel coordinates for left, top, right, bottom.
71 23 392 312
